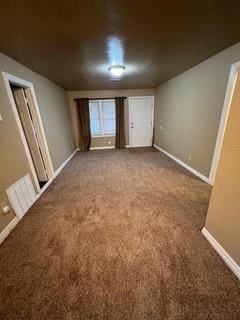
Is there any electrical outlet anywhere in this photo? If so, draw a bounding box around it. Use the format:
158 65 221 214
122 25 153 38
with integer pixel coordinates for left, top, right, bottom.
1 202 11 215
188 154 192 161
160 125 163 130
108 141 111 145
0 113 3 122
1 202 6 209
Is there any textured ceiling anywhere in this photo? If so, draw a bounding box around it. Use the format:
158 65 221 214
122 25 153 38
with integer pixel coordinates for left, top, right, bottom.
0 1 240 90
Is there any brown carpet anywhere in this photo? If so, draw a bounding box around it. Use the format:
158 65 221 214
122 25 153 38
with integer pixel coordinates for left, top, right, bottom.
0 148 239 319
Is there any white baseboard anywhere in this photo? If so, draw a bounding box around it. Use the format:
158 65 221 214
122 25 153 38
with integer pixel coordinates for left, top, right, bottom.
38 149 78 197
153 144 211 184
90 145 131 150
202 228 240 280
54 149 78 177
36 179 52 199
90 146 115 150
0 217 19 246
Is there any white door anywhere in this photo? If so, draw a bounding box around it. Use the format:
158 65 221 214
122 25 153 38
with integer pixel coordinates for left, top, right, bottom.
129 96 154 147
12 87 48 182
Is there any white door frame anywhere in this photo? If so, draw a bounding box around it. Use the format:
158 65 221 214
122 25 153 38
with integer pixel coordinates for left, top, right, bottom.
2 71 54 193
209 61 240 185
128 96 154 147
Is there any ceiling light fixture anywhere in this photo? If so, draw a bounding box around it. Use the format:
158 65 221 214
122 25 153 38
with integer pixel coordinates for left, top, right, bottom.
108 65 125 78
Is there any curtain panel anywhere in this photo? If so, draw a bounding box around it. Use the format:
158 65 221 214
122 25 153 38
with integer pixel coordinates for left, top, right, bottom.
76 98 91 151
115 97 126 148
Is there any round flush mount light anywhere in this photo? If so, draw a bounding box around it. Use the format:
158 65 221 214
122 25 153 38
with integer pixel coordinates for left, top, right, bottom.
108 65 126 78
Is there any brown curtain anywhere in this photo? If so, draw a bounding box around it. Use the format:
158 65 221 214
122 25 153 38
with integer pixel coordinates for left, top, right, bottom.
115 97 126 148
76 98 91 151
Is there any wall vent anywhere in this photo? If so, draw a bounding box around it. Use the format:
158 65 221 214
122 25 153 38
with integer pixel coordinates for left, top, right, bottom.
6 174 37 218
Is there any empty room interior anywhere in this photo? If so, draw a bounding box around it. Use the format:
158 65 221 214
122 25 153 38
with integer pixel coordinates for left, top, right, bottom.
0 1 240 319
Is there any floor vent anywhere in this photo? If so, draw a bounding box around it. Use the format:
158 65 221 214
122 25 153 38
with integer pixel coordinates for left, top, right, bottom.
6 174 37 218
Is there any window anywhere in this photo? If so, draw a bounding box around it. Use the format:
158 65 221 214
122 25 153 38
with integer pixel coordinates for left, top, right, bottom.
89 100 116 136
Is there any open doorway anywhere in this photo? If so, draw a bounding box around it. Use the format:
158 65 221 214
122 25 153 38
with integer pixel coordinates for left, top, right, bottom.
2 72 54 193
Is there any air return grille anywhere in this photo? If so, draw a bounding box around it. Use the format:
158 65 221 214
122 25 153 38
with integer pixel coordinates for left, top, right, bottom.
6 174 37 218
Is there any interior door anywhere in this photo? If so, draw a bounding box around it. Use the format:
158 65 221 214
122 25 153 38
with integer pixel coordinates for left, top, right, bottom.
12 87 48 183
129 96 154 147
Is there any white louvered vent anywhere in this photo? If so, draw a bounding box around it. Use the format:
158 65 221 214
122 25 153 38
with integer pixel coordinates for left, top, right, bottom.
6 174 37 218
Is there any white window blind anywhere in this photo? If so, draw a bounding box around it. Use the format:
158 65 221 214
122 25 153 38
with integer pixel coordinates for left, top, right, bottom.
89 100 116 136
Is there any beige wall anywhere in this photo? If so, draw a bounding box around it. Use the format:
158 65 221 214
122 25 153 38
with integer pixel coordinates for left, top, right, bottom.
204 72 240 266
154 42 240 177
68 89 155 148
0 52 75 232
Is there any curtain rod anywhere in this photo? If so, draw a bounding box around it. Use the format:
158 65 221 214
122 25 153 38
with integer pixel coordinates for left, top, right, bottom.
74 97 127 101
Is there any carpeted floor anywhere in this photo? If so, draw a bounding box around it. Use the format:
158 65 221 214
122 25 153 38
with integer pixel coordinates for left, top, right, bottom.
0 148 240 319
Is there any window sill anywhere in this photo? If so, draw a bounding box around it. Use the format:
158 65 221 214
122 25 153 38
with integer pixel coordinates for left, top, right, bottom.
91 135 116 138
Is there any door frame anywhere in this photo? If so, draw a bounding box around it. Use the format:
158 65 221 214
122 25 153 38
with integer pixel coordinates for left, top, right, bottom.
128 96 154 147
209 61 240 185
2 72 54 193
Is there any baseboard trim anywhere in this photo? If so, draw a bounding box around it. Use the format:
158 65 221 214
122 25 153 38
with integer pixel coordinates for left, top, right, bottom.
90 145 131 150
153 144 211 184
54 149 78 177
202 227 240 280
90 146 115 150
0 217 19 246
36 179 52 199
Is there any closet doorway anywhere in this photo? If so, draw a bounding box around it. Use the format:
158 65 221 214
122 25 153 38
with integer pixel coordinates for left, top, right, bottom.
3 72 54 193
